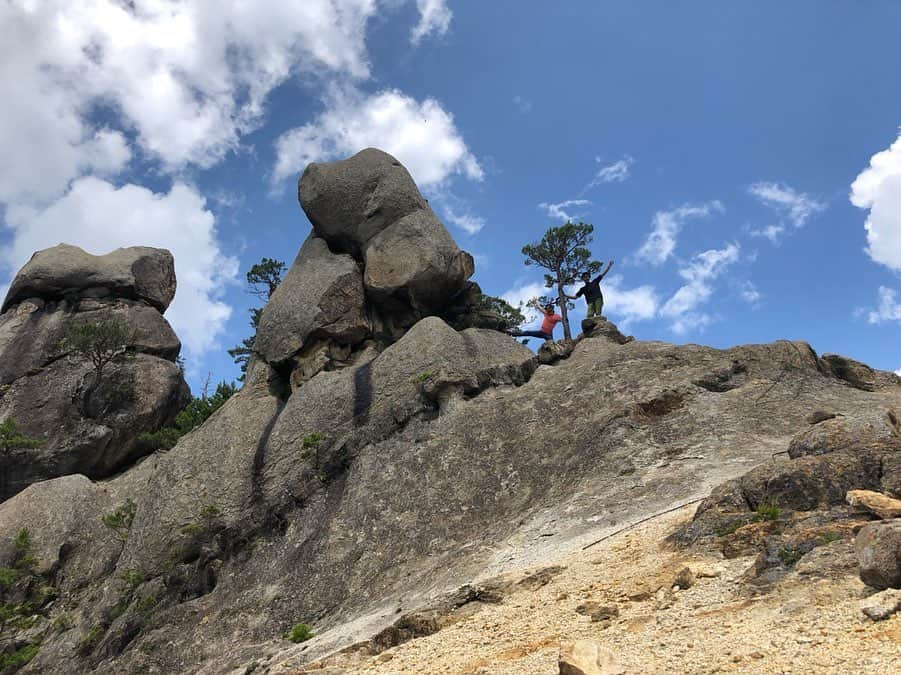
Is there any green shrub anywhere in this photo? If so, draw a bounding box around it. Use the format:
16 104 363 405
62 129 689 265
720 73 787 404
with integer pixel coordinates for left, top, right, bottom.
821 531 842 544
12 529 36 572
102 499 137 542
300 433 324 451
0 419 41 452
0 641 40 673
76 624 106 656
779 546 804 567
0 567 22 590
132 428 182 453
753 501 781 522
284 622 314 643
117 569 144 593
51 612 75 632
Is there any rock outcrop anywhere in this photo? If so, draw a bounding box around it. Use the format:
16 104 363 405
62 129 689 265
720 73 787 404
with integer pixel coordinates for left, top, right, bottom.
254 148 485 388
1 151 901 675
0 245 190 501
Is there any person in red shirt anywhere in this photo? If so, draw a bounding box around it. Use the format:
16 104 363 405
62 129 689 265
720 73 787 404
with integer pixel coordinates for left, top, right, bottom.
507 299 563 341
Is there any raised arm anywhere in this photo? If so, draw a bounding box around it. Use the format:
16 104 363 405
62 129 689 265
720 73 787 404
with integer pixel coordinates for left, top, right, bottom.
594 259 615 283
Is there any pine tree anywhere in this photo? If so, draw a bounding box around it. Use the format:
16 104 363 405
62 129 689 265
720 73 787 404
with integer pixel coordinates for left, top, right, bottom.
521 222 601 340
228 258 286 379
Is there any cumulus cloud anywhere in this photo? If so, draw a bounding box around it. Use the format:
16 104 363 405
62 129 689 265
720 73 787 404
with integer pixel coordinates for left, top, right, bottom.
501 282 547 329
601 274 659 327
740 281 763 306
866 286 901 324
2 178 238 358
0 0 386 201
635 201 724 266
441 208 485 235
850 131 901 272
748 182 826 243
273 87 482 188
411 0 452 44
538 199 592 223
660 243 740 334
585 156 634 191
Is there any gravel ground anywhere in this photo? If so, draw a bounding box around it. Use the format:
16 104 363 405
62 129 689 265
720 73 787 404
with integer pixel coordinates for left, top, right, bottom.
347 507 901 674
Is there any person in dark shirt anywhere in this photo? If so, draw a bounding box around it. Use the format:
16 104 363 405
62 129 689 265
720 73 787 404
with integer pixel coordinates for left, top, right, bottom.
568 260 614 318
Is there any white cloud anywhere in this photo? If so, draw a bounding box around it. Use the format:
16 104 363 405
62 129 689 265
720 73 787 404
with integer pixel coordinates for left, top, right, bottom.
748 182 826 242
895 368 901 377
538 199 592 223
273 86 482 188
660 243 740 333
441 208 484 235
513 95 533 114
2 177 238 358
411 0 452 45
867 286 901 324
585 156 634 190
749 224 786 244
739 281 763 306
602 274 659 326
850 131 901 272
501 282 547 329
0 0 386 203
635 201 724 266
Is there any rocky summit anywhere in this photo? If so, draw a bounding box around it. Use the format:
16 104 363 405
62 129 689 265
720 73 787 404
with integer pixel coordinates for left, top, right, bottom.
0 150 900 674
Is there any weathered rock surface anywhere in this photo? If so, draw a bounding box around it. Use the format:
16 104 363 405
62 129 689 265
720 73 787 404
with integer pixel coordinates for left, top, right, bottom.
2 244 176 312
860 588 901 620
580 316 633 344
253 235 369 367
298 147 427 256
856 519 901 589
1 328 899 674
299 148 475 321
847 489 901 519
787 408 901 458
0 245 189 501
559 640 623 675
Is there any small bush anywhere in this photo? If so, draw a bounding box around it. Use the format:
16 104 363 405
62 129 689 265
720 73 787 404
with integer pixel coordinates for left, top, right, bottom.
415 371 433 383
779 546 804 567
12 529 36 572
0 641 41 672
0 567 22 590
284 622 314 643
117 569 144 593
102 499 137 542
76 624 106 656
753 501 781 522
0 419 41 452
300 433 324 451
821 531 842 544
132 428 181 453
51 612 75 632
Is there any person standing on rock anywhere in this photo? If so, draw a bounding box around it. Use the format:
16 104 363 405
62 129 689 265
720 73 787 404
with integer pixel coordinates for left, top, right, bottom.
506 300 563 341
568 260 614 318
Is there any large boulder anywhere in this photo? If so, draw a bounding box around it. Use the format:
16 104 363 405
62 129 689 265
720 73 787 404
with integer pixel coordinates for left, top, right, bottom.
787 409 901 458
2 244 176 313
0 245 190 501
253 235 369 367
363 209 474 313
298 147 427 256
298 148 474 318
856 519 901 590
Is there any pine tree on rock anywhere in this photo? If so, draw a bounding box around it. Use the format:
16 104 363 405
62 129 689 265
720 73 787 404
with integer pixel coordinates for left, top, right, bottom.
522 222 601 340
228 258 286 379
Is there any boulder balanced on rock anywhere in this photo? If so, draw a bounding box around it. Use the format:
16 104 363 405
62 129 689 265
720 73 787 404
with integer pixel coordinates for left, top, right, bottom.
0 244 190 501
254 148 487 387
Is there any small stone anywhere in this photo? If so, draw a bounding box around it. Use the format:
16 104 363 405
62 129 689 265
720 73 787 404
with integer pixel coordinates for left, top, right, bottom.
559 640 624 675
673 567 695 590
589 605 620 623
860 589 901 621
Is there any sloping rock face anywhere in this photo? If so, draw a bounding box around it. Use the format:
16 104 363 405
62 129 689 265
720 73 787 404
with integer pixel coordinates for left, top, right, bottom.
0 245 190 501
2 153 901 674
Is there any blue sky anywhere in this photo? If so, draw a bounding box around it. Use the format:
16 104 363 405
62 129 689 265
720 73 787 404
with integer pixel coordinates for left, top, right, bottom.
1 1 900 393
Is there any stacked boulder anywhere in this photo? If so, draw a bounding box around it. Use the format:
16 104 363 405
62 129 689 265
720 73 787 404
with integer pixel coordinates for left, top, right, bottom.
253 148 491 388
0 244 190 501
